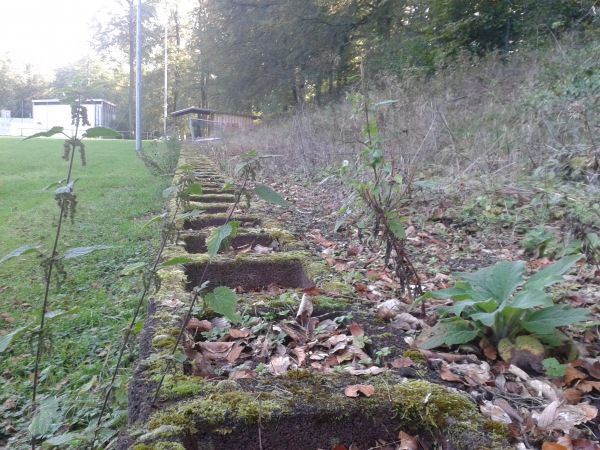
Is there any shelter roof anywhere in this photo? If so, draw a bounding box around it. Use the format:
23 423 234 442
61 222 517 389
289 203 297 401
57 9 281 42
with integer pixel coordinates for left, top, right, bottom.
171 107 259 120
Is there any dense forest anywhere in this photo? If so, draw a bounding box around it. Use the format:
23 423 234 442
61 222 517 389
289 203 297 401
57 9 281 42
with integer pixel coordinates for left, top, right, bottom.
0 0 597 135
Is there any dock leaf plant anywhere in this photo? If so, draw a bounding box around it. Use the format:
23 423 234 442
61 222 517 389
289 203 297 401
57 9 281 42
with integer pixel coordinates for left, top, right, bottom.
416 255 589 360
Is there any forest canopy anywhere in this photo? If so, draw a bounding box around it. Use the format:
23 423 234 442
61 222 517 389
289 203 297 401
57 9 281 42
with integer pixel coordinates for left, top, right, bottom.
1 0 597 131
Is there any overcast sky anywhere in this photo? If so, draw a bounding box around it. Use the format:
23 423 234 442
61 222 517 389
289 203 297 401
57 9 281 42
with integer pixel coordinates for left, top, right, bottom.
0 0 101 76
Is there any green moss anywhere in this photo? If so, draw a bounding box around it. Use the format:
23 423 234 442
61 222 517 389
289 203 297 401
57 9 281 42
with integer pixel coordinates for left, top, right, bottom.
312 294 353 310
152 335 177 348
154 311 178 321
390 380 500 448
306 262 332 281
284 369 313 380
318 281 354 297
147 389 283 434
187 202 234 211
147 403 200 433
154 443 186 450
234 250 308 263
190 193 236 202
163 375 206 397
138 425 184 443
403 349 426 363
483 419 510 440
374 332 395 340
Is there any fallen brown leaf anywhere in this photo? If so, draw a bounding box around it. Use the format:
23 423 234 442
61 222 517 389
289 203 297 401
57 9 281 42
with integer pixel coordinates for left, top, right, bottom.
564 364 587 385
439 364 462 383
571 437 600 449
253 244 273 254
398 431 419 450
576 380 600 393
302 286 321 296
268 355 291 375
0 313 15 323
331 445 348 450
542 443 569 450
556 434 574 450
534 400 597 432
391 357 415 368
296 293 314 326
480 337 498 360
562 388 582 404
229 369 258 379
234 243 253 254
162 298 184 308
480 400 512 424
228 328 251 339
344 384 375 397
2 398 16 410
349 322 364 337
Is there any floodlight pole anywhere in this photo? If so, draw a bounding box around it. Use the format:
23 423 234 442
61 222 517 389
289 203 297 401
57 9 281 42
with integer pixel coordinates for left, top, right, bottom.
135 0 142 151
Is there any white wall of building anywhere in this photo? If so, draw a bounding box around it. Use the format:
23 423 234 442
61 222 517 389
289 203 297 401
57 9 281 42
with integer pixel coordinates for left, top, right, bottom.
0 99 116 137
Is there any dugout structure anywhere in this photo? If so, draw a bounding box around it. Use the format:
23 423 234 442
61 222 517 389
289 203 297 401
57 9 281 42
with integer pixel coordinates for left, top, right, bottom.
171 107 258 141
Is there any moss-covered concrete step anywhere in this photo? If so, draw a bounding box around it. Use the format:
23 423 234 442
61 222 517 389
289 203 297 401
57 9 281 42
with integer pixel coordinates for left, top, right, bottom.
184 251 311 291
189 194 236 203
183 213 261 230
198 187 234 195
126 372 505 450
188 202 234 214
181 230 281 254
194 175 225 183
192 181 229 190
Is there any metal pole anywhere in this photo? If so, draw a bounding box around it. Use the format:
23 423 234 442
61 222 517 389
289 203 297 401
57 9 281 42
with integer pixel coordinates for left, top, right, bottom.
135 0 142 151
163 9 168 139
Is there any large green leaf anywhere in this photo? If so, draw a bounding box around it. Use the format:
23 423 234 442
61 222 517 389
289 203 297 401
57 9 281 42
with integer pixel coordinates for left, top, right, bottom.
29 397 61 437
456 261 524 304
205 287 240 323
388 218 406 240
207 223 232 257
64 245 115 259
22 126 65 140
524 255 581 291
510 289 553 309
0 245 41 264
142 213 167 229
185 184 202 195
521 305 589 334
450 298 497 318
82 127 121 138
0 326 29 353
44 432 83 446
254 184 291 207
470 309 501 327
159 256 194 268
162 185 177 198
417 318 478 350
121 261 148 275
175 209 204 221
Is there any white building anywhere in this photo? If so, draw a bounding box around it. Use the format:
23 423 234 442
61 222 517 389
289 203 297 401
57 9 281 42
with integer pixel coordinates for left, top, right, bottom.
0 99 116 137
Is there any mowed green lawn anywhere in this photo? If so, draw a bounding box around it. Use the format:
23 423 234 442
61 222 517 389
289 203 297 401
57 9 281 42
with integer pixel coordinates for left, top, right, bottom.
0 136 174 448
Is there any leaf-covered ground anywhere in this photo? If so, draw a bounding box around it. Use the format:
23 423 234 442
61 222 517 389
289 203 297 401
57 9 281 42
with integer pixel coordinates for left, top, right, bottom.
183 173 600 449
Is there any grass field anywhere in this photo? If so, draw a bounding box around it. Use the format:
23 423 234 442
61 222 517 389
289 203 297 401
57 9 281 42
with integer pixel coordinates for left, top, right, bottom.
0 137 175 448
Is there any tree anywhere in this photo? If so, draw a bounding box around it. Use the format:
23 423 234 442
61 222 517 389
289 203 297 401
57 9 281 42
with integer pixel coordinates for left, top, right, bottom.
92 0 161 137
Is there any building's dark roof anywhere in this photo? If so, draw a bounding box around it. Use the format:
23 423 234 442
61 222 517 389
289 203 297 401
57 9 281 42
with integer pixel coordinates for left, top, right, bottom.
171 107 259 120
170 107 214 117
32 98 116 106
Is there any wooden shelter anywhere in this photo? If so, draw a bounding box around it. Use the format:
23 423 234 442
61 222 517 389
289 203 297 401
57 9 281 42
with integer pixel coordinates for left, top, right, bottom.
171 107 258 140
